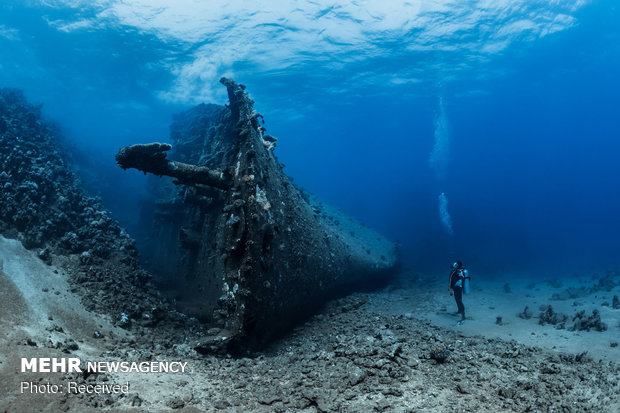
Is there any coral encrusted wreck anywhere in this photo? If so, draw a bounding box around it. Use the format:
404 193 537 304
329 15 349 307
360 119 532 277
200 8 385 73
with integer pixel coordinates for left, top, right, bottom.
117 78 399 351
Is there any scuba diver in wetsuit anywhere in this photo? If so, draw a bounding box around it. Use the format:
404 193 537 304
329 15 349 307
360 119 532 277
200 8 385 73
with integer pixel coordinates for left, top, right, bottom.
449 261 470 324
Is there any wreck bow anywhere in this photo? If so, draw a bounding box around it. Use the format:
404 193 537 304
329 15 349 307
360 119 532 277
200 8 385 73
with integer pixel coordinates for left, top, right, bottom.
116 78 398 352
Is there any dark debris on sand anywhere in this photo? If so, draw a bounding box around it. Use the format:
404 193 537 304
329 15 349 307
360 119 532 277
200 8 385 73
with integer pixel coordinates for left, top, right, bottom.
551 271 619 301
537 305 609 332
538 305 569 328
571 309 608 332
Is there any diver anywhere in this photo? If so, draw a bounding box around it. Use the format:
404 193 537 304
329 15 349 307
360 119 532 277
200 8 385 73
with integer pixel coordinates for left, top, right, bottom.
448 261 470 324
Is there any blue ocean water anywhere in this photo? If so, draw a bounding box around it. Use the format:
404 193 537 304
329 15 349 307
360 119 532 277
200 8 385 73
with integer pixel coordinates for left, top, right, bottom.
1 0 618 275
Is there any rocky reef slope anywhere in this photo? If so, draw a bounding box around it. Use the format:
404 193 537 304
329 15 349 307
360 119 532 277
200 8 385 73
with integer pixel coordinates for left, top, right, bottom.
0 88 191 342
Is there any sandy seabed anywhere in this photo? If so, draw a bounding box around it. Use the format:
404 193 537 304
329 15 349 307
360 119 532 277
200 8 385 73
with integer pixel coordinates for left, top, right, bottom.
1 236 619 412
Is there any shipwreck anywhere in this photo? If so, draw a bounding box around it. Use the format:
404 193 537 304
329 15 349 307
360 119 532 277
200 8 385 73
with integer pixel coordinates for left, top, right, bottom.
116 78 399 351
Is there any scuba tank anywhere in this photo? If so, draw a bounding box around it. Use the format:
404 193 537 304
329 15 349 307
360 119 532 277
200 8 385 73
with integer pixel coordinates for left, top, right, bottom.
463 269 470 294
